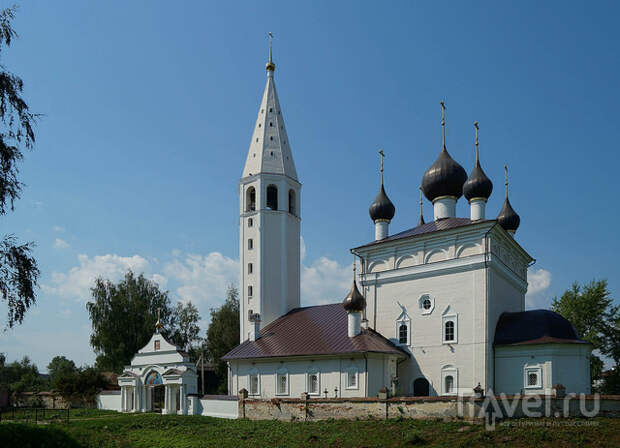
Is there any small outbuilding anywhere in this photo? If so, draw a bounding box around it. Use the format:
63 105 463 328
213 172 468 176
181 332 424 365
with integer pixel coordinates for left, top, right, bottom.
494 310 592 395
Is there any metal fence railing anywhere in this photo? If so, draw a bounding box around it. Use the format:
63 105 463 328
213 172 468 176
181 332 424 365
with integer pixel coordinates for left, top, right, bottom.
0 406 70 424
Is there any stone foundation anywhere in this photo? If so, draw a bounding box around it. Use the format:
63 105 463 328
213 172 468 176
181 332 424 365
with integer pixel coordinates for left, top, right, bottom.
238 395 620 421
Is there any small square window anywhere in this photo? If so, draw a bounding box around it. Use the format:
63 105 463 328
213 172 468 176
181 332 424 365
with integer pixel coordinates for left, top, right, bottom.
248 263 253 274
154 340 160 351
346 370 358 389
248 285 253 297
269 108 273 113
524 367 542 389
248 239 253 250
248 218 253 227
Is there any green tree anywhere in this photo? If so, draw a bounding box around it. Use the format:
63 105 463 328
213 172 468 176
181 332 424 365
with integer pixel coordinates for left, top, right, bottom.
205 285 239 394
169 301 201 351
0 7 40 329
0 355 47 394
47 356 77 389
551 280 619 385
55 367 108 407
86 270 174 372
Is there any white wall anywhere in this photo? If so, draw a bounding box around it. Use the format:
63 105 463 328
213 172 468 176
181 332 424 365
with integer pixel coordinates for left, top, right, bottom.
495 344 591 395
198 397 239 419
97 391 121 411
229 355 397 399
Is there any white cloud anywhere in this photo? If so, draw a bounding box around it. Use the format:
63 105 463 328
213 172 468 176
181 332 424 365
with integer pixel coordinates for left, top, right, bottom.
163 252 239 308
526 268 552 309
151 273 168 288
300 236 307 262
53 238 70 249
43 254 151 302
301 257 351 306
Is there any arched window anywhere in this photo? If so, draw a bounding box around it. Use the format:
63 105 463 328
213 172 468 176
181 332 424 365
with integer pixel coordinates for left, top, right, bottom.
398 323 408 345
441 365 458 395
288 190 296 216
445 375 454 394
266 185 278 210
246 187 256 212
444 320 455 342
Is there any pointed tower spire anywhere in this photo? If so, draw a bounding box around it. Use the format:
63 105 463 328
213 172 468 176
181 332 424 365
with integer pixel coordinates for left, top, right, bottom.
418 187 425 226
440 100 447 149
369 148 395 240
241 34 297 181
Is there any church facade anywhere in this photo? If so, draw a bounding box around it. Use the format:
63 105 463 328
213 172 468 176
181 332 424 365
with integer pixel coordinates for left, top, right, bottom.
222 47 592 399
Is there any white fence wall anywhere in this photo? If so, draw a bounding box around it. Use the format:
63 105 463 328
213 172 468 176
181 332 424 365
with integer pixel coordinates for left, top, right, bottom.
198 395 239 419
97 391 121 411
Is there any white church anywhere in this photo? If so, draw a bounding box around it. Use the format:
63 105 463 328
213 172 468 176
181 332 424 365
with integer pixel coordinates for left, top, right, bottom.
220 45 592 400
102 44 593 415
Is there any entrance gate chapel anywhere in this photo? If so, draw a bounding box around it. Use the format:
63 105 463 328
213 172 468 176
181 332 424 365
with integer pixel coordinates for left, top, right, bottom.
117 314 197 414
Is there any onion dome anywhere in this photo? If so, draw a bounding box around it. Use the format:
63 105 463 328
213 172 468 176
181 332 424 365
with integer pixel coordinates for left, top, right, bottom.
369 184 395 222
421 101 467 202
497 197 520 233
421 147 468 202
497 164 520 233
343 267 366 312
464 162 493 201
463 123 493 201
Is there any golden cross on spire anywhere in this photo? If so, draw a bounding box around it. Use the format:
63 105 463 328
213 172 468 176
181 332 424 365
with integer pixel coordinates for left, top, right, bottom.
378 148 385 185
474 121 480 164
155 307 163 330
440 100 446 149
266 32 275 72
504 164 509 199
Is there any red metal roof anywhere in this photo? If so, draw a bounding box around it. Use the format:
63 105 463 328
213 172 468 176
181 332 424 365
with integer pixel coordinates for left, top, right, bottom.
223 304 408 360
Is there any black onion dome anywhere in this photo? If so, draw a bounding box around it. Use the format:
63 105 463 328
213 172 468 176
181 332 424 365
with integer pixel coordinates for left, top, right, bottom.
463 161 493 201
421 147 467 202
343 279 366 312
497 197 520 233
369 184 396 222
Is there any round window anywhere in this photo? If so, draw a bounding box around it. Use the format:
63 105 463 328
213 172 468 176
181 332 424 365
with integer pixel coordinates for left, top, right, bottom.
423 298 431 310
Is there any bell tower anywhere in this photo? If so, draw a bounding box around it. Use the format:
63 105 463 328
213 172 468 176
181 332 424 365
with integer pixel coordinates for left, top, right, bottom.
239 35 301 342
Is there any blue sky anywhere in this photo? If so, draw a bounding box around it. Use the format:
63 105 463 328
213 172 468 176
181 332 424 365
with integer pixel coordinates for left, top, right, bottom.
1 1 618 371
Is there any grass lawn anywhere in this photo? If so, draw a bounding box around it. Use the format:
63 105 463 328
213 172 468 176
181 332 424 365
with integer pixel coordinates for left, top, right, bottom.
1 413 619 447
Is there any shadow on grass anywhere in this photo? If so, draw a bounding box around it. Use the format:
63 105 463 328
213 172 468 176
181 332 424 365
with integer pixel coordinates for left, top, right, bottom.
0 423 82 448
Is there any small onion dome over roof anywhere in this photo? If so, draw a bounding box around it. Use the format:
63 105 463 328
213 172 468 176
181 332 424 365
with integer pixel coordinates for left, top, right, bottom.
421 147 468 202
497 197 520 233
369 184 396 222
463 160 493 201
342 278 366 312
494 310 588 346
